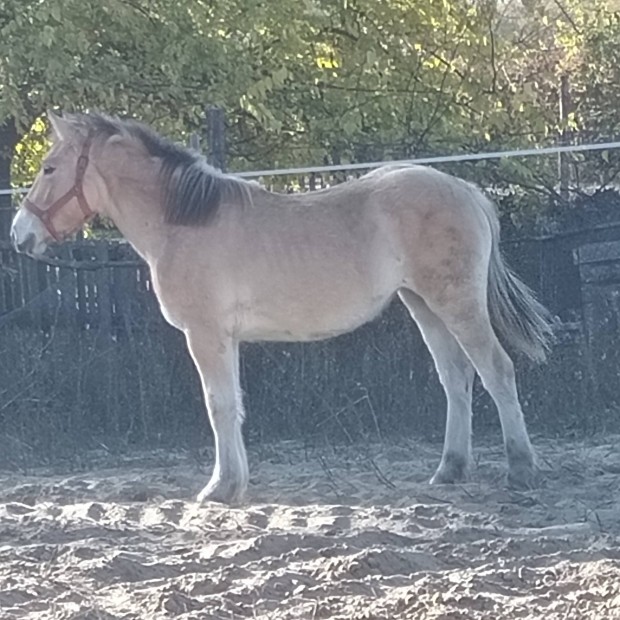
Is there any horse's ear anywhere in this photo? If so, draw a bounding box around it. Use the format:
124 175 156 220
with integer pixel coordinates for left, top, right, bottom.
47 110 71 140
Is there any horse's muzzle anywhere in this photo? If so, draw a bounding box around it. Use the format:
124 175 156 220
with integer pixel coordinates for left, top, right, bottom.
11 228 36 255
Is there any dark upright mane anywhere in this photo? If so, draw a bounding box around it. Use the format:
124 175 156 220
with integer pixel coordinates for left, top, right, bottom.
74 113 251 226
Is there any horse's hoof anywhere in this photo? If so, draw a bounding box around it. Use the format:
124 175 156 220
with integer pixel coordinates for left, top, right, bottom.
196 479 246 505
430 453 470 485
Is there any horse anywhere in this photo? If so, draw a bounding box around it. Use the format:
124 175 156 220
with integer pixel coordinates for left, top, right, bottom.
11 111 553 504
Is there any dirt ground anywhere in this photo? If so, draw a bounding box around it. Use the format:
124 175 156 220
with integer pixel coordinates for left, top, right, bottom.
0 435 618 620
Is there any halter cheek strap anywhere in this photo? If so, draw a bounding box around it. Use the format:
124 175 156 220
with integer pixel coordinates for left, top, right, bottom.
24 133 95 242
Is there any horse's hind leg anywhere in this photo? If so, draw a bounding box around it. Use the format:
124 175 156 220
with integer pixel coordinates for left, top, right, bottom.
432 298 537 489
184 329 249 504
399 289 476 484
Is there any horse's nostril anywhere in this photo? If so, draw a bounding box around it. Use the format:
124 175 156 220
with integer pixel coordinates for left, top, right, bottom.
15 233 35 254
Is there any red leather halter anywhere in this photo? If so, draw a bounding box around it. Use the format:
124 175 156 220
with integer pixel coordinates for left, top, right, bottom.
23 133 95 242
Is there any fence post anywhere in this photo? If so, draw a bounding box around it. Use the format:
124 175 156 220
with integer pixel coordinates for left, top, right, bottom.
558 74 572 203
188 132 200 151
96 243 112 337
205 106 227 171
0 118 18 241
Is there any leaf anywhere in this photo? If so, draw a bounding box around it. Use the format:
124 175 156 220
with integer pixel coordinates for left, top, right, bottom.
41 25 55 47
50 4 61 22
366 50 377 66
272 67 289 86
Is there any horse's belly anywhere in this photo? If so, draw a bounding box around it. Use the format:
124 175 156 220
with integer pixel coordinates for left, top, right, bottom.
238 286 396 343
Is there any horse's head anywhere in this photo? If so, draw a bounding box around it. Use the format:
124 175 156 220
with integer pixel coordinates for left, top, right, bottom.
11 111 97 256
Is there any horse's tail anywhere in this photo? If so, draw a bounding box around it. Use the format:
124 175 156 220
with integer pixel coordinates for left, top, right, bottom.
480 197 555 362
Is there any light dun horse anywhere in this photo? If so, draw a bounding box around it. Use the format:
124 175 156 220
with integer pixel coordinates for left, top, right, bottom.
11 112 553 504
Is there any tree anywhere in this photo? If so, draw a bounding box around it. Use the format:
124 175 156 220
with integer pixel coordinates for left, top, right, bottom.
0 0 204 231
2 0 620 225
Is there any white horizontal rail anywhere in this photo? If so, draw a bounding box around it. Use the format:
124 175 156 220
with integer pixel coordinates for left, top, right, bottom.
235 140 620 178
2 139 620 196
0 187 28 196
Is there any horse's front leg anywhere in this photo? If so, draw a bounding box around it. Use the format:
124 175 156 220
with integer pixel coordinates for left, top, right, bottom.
185 329 248 504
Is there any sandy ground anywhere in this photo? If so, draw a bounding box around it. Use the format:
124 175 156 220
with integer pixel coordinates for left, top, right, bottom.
0 436 618 620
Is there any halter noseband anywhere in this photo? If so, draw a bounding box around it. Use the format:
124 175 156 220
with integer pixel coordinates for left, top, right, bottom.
24 133 95 242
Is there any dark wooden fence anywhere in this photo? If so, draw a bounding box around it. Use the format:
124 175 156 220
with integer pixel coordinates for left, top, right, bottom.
0 240 158 334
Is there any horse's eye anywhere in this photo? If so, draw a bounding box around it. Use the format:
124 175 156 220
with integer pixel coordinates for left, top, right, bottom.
43 165 55 176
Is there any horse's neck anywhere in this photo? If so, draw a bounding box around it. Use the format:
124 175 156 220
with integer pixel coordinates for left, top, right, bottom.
104 189 169 265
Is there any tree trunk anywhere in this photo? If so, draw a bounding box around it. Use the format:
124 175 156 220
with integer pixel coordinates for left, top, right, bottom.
0 117 18 240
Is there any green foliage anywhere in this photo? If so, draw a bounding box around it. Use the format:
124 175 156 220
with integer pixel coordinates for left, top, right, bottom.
2 0 620 217
12 118 48 188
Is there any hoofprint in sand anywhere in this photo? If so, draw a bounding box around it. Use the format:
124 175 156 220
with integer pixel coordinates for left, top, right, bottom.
0 437 618 620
